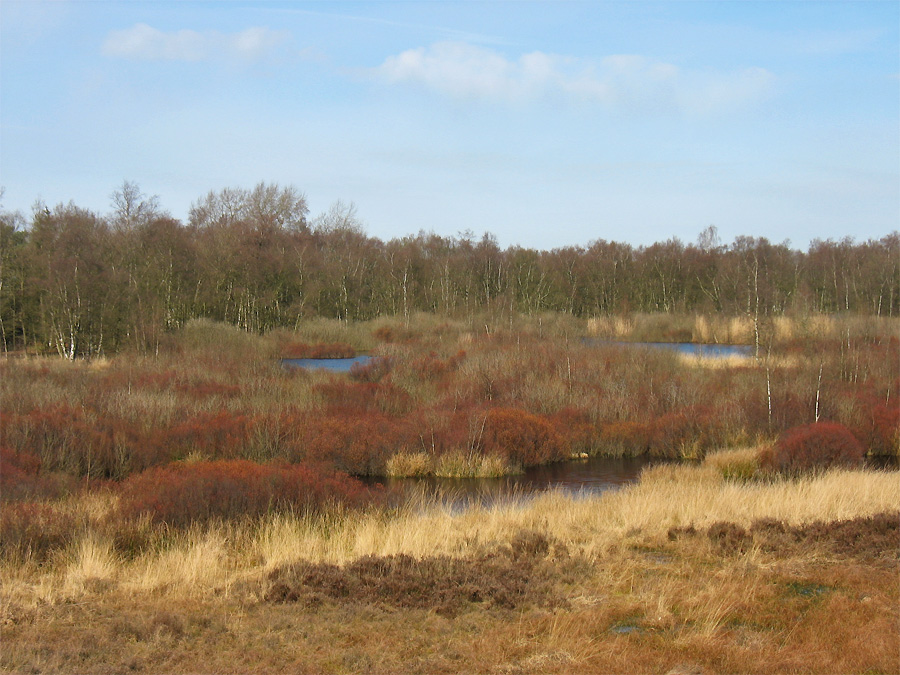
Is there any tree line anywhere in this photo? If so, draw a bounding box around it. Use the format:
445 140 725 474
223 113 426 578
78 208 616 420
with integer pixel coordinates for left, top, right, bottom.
1 181 897 357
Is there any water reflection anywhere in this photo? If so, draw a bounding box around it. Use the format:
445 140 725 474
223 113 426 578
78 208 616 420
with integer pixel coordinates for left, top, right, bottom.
582 339 752 358
368 456 662 512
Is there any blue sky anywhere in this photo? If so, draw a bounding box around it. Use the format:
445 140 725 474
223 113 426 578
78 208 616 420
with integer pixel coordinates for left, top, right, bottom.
1 1 897 250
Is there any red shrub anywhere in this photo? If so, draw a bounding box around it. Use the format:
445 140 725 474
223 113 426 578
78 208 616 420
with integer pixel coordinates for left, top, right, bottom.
372 382 414 416
409 351 466 381
647 409 726 459
398 406 477 459
0 501 76 560
599 421 651 456
481 408 565 467
1 407 148 479
282 342 356 359
117 459 377 528
648 413 694 458
773 422 866 473
174 380 241 398
372 325 417 344
314 381 379 411
869 404 899 456
1 406 86 472
313 380 412 416
0 447 77 501
291 411 403 475
850 397 900 457
349 356 394 382
131 370 180 390
0 446 41 476
550 408 599 456
155 410 257 461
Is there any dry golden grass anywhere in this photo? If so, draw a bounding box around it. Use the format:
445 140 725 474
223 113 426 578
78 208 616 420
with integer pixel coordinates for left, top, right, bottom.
677 352 755 369
2 463 897 674
433 451 513 478
385 451 433 477
702 446 760 480
6 463 894 595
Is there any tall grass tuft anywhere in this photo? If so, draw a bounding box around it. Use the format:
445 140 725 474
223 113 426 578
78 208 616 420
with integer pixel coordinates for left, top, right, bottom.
385 451 433 477
434 451 515 478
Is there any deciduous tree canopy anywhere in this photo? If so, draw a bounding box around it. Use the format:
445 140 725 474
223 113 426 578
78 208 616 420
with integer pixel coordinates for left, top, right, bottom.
1 183 897 356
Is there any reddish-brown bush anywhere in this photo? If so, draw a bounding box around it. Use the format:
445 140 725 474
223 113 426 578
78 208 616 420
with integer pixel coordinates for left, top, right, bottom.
372 325 418 344
2 406 86 472
0 446 41 476
117 459 377 528
264 530 564 615
0 502 76 560
599 421 651 456
348 356 393 382
314 380 379 410
481 408 565 467
0 447 78 501
773 421 866 473
550 408 599 456
707 521 751 554
155 410 257 461
409 350 466 381
313 379 412 417
648 412 695 458
2 407 149 479
174 380 241 398
647 408 726 458
850 396 900 457
291 411 404 475
128 370 181 390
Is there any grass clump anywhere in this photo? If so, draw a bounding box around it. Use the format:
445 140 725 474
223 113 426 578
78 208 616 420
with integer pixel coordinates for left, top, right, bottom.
433 452 516 478
703 446 761 481
385 451 433 477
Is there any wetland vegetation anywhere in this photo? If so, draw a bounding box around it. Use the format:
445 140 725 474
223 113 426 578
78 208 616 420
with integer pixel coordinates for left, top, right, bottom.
1 313 898 674
1 187 898 672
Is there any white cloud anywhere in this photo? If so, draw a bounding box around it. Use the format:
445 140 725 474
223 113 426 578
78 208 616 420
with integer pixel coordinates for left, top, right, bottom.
681 66 775 116
375 41 774 115
102 24 289 62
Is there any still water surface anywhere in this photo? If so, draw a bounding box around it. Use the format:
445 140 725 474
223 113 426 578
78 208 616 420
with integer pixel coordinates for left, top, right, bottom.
367 456 662 510
583 340 753 358
282 341 751 373
282 355 372 372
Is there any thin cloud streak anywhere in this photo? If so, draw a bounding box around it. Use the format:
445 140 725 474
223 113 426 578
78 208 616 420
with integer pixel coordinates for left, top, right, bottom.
263 7 510 47
375 41 775 115
102 23 289 62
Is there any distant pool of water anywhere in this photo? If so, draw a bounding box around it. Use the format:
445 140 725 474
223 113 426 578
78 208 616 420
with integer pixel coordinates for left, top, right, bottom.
282 355 372 372
584 339 752 358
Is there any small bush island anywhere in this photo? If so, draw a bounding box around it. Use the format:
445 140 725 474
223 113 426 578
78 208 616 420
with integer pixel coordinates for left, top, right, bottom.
772 421 866 474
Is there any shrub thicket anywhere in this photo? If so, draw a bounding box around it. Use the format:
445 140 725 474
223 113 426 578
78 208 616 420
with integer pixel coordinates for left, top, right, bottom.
481 408 565 467
772 422 866 473
117 459 377 528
